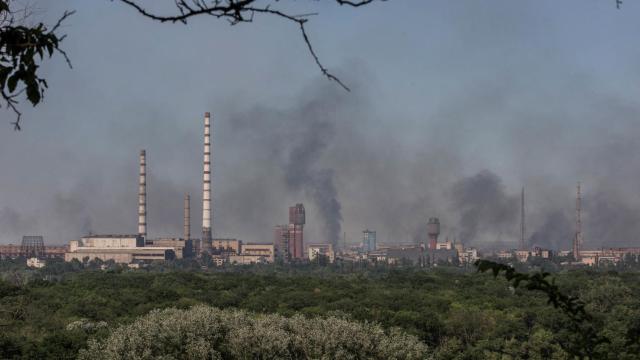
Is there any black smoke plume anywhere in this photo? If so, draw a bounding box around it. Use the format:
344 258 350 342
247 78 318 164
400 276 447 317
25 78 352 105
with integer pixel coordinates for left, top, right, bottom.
449 170 518 244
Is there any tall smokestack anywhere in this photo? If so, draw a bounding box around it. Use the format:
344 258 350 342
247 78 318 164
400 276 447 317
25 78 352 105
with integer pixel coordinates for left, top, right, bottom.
138 150 147 238
184 194 190 240
573 182 583 260
520 187 525 251
201 112 213 252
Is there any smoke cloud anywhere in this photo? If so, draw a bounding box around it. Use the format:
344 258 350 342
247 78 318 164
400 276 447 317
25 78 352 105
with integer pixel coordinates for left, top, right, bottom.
283 105 342 247
449 170 518 245
2 0 640 252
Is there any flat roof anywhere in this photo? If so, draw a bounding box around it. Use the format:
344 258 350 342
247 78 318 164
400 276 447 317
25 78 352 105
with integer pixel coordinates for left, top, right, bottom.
82 234 140 238
70 247 174 253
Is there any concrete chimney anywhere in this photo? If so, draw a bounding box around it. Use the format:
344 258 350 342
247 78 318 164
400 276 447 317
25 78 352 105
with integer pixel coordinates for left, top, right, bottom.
201 112 212 252
184 194 190 240
138 150 147 238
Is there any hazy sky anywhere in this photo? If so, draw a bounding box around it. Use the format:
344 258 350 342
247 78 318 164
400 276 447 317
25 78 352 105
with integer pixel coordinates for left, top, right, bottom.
2 0 640 250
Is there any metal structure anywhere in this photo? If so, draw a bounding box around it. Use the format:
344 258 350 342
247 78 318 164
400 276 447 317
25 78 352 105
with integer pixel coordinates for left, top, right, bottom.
184 193 190 240
21 236 45 258
573 182 583 260
201 112 213 253
427 217 440 250
520 187 526 251
138 150 147 238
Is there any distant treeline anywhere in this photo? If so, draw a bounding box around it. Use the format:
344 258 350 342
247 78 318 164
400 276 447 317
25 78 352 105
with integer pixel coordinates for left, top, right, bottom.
0 259 639 358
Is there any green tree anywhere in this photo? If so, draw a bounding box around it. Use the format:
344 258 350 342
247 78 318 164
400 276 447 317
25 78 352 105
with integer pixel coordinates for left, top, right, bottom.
0 0 73 129
78 305 429 359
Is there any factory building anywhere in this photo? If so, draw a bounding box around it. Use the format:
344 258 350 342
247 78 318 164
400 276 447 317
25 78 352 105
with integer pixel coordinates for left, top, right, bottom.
45 245 68 259
572 248 640 266
241 243 275 261
362 229 376 252
61 113 220 264
211 238 241 254
62 149 188 264
145 238 193 259
435 240 452 250
65 235 175 264
274 204 305 261
228 243 275 264
308 243 335 263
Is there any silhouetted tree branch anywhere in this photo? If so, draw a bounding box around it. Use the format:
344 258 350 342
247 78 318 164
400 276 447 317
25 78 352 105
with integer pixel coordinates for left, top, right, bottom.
117 0 387 92
0 0 74 130
475 260 609 359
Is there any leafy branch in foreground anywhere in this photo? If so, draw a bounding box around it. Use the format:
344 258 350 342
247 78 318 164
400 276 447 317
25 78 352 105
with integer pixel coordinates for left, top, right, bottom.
117 0 386 92
475 259 609 359
0 1 74 130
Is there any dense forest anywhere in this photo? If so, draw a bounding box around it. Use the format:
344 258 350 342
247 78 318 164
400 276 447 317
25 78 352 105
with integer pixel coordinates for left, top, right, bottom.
1 260 639 359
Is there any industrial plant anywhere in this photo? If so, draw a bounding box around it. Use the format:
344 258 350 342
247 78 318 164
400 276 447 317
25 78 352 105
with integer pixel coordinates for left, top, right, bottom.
57 112 276 266
2 112 639 269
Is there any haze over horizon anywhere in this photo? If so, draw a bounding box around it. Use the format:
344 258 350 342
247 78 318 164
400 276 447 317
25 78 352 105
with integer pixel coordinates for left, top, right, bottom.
1 0 640 250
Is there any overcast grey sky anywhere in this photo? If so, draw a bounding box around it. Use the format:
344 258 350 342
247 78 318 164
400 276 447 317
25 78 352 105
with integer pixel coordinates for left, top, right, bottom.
1 0 640 249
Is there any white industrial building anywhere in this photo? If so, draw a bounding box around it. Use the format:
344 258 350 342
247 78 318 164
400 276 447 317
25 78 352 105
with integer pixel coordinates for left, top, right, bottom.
65 235 175 264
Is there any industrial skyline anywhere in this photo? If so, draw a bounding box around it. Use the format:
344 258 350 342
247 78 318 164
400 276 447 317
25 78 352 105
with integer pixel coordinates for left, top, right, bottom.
4 109 609 256
1 112 638 268
2 1 640 251
0 107 637 252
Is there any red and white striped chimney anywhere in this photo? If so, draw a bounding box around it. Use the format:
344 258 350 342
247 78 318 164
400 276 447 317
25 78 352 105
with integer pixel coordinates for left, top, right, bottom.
138 149 147 238
201 112 212 251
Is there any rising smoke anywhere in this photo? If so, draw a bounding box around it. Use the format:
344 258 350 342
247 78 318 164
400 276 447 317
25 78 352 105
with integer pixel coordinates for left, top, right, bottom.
4 69 640 250
224 83 351 247
283 106 342 247
449 170 518 245
2 1 640 250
